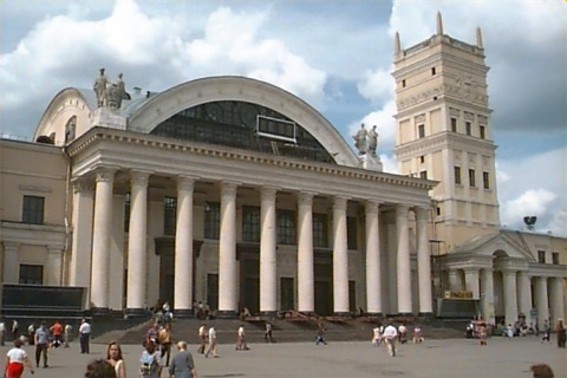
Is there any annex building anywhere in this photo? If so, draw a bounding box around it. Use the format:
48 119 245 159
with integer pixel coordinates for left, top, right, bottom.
1 14 565 326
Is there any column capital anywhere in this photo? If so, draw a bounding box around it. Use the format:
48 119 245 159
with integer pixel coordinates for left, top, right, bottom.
463 267 480 274
2 241 20 251
72 177 94 194
94 167 117 182
298 191 317 205
130 170 152 186
261 186 279 200
396 204 410 217
177 175 198 191
333 196 349 211
414 206 429 220
221 181 240 195
365 200 383 211
47 245 63 254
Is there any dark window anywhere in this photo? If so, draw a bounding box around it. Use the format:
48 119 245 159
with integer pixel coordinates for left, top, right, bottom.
242 206 260 243
347 216 357 250
454 166 462 185
451 117 458 132
402 79 406 88
466 121 472 136
204 202 220 240
418 124 425 138
480 125 486 139
483 171 490 190
419 155 425 164
19 264 43 285
436 207 441 216
277 210 296 245
124 193 131 233
65 116 76 143
431 67 436 75
22 195 44 224
163 196 177 236
313 213 328 248
537 250 546 263
469 169 476 187
552 252 559 265
420 170 428 180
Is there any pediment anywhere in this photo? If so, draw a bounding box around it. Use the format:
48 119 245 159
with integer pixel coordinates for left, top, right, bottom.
454 231 535 261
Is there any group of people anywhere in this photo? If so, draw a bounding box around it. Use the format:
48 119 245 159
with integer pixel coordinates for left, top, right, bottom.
370 323 424 357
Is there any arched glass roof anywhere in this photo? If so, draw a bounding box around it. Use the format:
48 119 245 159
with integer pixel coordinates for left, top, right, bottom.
151 100 335 163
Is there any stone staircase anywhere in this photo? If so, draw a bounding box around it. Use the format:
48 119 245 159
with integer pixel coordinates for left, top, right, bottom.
93 315 465 345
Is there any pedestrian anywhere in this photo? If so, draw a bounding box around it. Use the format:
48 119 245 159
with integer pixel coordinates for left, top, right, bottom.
264 321 274 343
556 319 565 348
34 322 49 368
139 337 162 378
412 326 424 344
235 325 249 351
383 323 398 357
27 323 35 346
49 320 63 348
204 326 218 358
169 341 199 378
11 320 19 341
158 323 172 366
371 326 381 346
85 359 117 378
477 322 488 346
106 341 126 378
0 320 6 346
64 323 72 348
79 318 92 354
3 338 35 378
541 320 551 343
398 323 407 344
315 323 327 345
197 325 207 354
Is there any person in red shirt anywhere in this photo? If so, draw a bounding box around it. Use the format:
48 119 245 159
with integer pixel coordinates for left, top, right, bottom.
49 321 63 348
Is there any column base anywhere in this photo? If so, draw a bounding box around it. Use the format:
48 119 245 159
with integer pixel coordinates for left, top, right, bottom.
387 312 413 318
216 310 238 319
366 312 383 317
333 312 350 318
173 309 195 319
90 307 110 317
260 311 278 318
125 308 149 318
418 312 434 318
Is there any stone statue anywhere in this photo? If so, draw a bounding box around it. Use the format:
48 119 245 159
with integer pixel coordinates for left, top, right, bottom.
93 68 108 108
368 125 379 156
98 72 131 110
353 123 368 155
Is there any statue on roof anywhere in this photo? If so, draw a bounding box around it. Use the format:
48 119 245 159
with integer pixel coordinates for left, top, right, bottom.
368 125 379 157
103 72 131 110
353 123 368 155
93 68 108 108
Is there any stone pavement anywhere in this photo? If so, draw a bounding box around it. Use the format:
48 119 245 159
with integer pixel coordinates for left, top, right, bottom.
0 337 564 378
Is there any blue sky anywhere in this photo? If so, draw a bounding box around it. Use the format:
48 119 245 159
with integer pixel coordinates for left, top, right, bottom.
1 0 565 236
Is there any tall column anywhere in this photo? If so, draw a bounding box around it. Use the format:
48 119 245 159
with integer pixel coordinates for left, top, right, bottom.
297 192 315 313
332 196 349 315
2 242 20 283
218 182 238 316
69 180 94 287
502 270 518 324
174 176 196 317
260 187 277 315
481 268 495 324
396 204 412 315
365 201 382 315
550 277 565 323
448 269 463 291
46 246 63 285
90 168 115 311
126 171 150 315
415 207 432 315
464 268 480 299
517 271 532 321
534 276 549 328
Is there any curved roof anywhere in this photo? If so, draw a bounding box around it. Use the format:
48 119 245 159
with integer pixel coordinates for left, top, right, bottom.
127 76 359 167
35 76 359 167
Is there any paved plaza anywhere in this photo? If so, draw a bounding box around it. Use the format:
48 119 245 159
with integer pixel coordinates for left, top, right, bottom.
1 337 564 378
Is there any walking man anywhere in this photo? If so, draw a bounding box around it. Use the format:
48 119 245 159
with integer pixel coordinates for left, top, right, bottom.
78 318 91 354
197 324 207 354
383 323 398 357
204 326 218 358
34 322 49 368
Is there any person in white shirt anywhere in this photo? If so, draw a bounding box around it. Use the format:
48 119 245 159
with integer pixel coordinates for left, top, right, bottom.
371 327 381 346
382 324 398 357
236 326 250 351
3 338 34 377
398 324 408 344
197 325 207 354
0 321 6 346
79 318 92 354
204 327 218 358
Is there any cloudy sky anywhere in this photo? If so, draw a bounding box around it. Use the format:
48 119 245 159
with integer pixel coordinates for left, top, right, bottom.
1 0 565 236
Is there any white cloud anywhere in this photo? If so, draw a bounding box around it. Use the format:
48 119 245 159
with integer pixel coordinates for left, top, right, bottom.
347 99 397 154
357 66 394 103
501 188 556 227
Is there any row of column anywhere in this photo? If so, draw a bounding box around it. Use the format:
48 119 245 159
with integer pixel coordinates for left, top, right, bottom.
450 267 565 327
85 168 433 316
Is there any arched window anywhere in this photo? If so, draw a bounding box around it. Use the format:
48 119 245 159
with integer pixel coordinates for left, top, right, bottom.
65 116 77 143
